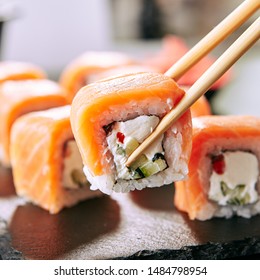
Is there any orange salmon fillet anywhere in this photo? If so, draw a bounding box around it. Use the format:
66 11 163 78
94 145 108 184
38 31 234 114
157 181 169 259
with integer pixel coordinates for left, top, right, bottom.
87 64 161 82
174 115 260 220
0 61 46 83
10 106 100 214
59 51 135 102
0 79 69 166
71 72 192 177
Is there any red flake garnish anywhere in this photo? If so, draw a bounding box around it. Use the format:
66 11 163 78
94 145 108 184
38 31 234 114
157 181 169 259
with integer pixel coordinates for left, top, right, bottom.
116 132 125 144
212 154 225 175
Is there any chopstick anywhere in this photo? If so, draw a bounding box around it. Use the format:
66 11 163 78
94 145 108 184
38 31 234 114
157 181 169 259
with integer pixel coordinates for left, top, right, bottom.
164 0 260 80
126 16 260 167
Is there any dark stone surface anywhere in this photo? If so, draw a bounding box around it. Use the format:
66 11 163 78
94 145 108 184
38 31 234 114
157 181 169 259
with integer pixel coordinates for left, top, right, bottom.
115 237 260 260
1 166 260 260
0 218 24 260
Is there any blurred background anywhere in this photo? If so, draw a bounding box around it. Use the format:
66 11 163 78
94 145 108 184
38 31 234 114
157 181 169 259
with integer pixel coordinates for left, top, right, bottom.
0 0 259 115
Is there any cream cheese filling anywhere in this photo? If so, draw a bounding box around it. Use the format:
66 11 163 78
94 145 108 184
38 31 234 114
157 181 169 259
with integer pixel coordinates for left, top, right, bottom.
106 115 166 180
62 140 89 189
209 151 259 206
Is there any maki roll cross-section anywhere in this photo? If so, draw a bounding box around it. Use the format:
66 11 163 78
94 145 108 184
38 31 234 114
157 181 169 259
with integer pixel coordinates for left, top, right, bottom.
70 72 192 195
10 106 102 214
174 115 260 221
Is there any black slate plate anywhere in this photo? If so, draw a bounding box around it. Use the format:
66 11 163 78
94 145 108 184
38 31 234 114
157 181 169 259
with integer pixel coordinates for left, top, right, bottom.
0 166 260 260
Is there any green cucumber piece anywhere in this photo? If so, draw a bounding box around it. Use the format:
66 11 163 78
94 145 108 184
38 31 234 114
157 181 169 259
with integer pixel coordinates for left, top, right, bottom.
223 183 249 206
228 194 250 206
139 161 160 177
235 184 246 194
220 181 231 196
130 154 149 171
241 193 251 205
227 197 241 206
154 158 167 171
125 137 139 156
136 157 167 178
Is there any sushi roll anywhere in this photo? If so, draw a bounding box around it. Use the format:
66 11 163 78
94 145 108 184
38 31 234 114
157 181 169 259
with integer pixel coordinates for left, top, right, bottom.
0 61 46 83
10 106 102 214
174 115 260 220
71 72 192 195
0 79 68 167
59 51 135 102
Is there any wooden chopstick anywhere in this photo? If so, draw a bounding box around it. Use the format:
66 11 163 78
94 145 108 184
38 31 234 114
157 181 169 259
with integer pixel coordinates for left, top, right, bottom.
164 0 260 80
126 16 260 167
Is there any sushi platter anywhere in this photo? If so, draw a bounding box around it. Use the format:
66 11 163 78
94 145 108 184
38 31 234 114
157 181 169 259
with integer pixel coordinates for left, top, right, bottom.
0 0 259 261
1 166 260 260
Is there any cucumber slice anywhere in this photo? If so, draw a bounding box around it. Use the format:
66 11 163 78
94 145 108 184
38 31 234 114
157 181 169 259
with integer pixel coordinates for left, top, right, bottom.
130 154 149 171
136 157 167 178
241 193 251 205
154 158 167 171
125 137 139 156
126 137 167 178
221 182 250 205
139 161 160 177
235 184 246 195
227 197 241 206
220 181 231 196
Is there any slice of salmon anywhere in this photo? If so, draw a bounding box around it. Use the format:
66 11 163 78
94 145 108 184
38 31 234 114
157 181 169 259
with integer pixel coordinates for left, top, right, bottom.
59 51 135 102
174 115 260 220
0 79 69 167
0 61 46 83
71 72 192 181
86 64 161 82
10 106 101 214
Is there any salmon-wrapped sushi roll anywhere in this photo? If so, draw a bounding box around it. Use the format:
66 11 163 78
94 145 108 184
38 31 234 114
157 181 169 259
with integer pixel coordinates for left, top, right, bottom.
59 51 135 102
174 115 260 220
71 72 192 195
0 61 46 83
10 106 101 214
0 79 68 167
